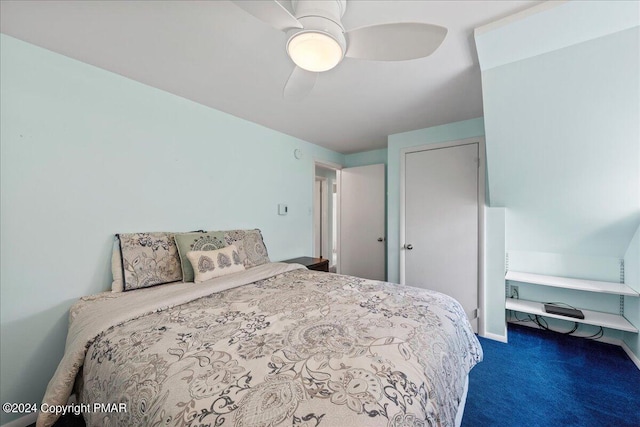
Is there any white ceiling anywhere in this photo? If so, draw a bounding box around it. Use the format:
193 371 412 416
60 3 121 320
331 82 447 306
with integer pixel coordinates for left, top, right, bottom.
0 0 540 154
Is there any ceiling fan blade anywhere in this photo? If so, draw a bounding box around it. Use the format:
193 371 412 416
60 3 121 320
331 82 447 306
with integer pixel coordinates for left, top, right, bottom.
232 0 302 31
283 66 318 101
345 23 447 61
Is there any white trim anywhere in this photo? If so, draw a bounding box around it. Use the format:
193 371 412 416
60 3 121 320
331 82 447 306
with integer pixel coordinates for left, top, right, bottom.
482 331 509 343
314 159 343 171
335 169 341 274
313 177 329 259
478 150 486 336
474 0 568 36
621 340 640 370
597 335 626 347
1 412 38 427
399 137 486 334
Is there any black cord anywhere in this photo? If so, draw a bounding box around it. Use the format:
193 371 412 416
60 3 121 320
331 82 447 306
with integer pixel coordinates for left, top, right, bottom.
508 301 604 341
514 311 534 323
581 326 604 340
533 314 579 335
507 308 535 323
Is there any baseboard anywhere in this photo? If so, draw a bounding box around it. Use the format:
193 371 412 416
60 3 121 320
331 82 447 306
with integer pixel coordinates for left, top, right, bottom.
480 331 508 343
1 412 37 427
620 340 640 370
507 320 640 370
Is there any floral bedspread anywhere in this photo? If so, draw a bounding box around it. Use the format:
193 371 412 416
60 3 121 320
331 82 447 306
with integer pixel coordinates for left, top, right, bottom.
41 264 482 427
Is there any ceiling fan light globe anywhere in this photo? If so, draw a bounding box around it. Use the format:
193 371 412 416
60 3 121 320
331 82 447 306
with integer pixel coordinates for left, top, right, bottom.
287 31 343 72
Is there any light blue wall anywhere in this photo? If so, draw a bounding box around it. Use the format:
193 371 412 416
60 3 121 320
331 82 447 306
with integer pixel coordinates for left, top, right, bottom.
482 26 639 258
475 0 639 71
344 148 388 167
0 35 344 425
624 226 640 358
386 118 485 283
476 2 640 346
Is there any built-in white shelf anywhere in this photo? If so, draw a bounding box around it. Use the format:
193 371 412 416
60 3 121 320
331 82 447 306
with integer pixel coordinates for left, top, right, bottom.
506 298 638 333
505 271 639 297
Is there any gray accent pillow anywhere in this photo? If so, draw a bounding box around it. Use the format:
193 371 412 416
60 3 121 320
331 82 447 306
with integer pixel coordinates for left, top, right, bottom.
174 231 227 282
224 229 270 268
118 232 182 291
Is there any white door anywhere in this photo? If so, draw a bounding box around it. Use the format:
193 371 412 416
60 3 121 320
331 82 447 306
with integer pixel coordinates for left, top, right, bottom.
403 143 479 330
340 164 385 280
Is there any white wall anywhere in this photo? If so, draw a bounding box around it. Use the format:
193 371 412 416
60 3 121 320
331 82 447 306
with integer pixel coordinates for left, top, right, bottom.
0 35 344 425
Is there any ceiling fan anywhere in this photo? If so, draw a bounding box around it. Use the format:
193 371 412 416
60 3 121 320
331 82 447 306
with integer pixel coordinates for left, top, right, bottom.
232 0 447 100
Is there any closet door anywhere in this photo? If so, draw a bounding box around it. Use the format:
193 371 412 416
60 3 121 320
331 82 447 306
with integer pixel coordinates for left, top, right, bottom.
402 142 479 330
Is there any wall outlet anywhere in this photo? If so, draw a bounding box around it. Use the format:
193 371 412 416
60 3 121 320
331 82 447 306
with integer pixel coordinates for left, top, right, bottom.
510 285 519 299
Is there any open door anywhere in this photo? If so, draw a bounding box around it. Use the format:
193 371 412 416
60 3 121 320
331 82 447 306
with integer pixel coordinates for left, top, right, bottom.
340 164 385 280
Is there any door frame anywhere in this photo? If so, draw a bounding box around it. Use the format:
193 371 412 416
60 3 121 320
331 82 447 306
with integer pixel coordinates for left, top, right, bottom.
399 137 486 335
314 160 342 271
314 176 329 258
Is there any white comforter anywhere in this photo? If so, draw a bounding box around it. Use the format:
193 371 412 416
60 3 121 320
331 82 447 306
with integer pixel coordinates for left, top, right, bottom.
38 263 482 427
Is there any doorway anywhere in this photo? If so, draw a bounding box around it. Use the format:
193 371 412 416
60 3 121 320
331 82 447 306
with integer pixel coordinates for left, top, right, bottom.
314 161 387 280
314 164 339 271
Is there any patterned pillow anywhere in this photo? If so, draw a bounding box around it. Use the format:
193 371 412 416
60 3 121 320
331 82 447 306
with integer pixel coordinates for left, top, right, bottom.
118 232 182 291
223 229 270 268
174 231 227 282
111 237 124 292
186 245 245 283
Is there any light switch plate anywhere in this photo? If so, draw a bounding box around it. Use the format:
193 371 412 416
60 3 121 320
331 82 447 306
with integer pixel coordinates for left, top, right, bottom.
278 204 288 215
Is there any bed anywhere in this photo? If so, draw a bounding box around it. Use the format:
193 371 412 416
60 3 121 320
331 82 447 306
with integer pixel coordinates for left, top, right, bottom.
38 231 482 427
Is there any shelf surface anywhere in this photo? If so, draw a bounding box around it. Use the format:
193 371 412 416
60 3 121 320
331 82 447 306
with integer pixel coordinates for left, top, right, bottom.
505 298 638 333
506 271 639 297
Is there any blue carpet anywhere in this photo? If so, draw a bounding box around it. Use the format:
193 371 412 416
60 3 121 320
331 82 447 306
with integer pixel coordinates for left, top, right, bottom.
462 324 640 427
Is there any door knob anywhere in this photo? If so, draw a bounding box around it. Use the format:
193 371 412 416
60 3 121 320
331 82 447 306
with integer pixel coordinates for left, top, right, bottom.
377 237 385 242
405 244 413 250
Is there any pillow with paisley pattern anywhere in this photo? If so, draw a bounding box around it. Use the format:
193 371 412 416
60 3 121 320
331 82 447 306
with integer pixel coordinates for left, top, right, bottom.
186 245 245 283
174 231 227 282
223 229 270 268
118 232 183 291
